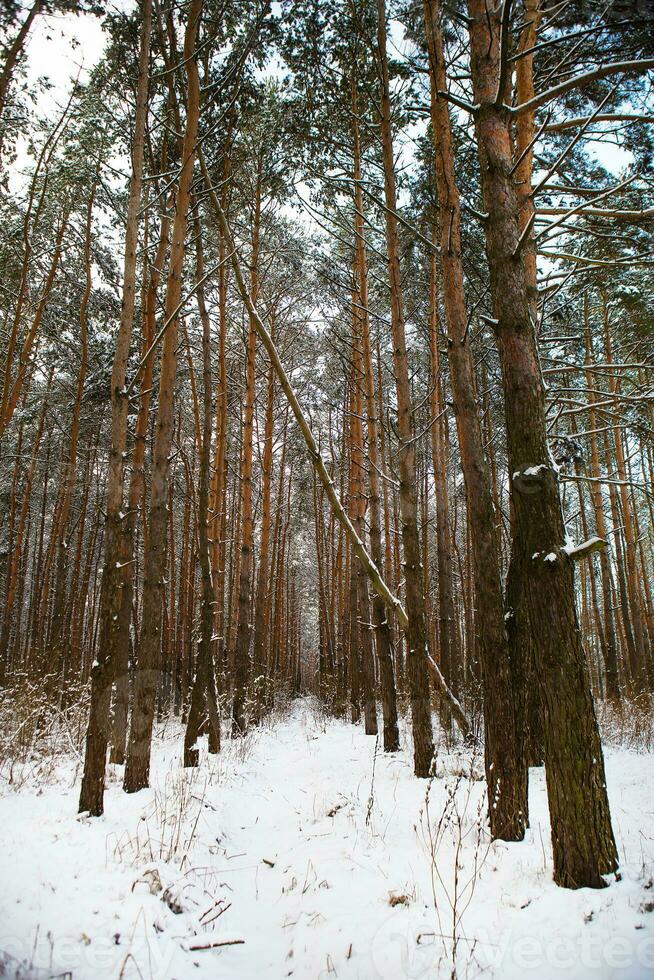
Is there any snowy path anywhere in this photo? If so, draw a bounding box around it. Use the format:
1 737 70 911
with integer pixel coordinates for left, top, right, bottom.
1 699 654 979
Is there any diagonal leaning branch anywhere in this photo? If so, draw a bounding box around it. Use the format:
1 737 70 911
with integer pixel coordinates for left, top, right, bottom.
199 148 470 740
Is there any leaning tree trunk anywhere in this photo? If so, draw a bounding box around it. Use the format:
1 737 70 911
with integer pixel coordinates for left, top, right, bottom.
423 0 526 840
466 0 617 887
202 154 470 740
0 0 43 159
123 0 202 794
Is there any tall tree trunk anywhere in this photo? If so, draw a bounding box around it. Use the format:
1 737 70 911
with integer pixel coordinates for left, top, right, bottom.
209 124 233 685
79 0 152 814
110 203 171 765
347 275 377 734
375 0 435 776
466 0 617 887
252 342 276 721
50 185 95 680
352 97 399 750
426 278 457 729
0 369 52 680
583 299 620 700
123 0 202 794
424 0 526 838
602 297 651 690
231 173 261 735
184 219 221 764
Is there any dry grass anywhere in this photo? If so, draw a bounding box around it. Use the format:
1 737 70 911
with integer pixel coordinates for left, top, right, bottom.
596 694 654 752
0 672 89 788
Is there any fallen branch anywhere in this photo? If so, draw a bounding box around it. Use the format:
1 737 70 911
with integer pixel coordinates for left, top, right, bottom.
187 939 245 951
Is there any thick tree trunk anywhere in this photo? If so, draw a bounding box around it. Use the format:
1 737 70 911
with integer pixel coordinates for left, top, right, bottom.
466 0 617 887
79 0 152 814
110 205 171 765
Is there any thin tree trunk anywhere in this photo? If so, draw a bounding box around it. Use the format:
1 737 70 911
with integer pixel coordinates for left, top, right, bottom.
252 337 276 721
202 158 470 739
602 298 651 690
50 185 95 680
583 299 620 700
424 0 526 838
184 219 221 764
375 0 435 775
123 0 202 793
426 280 457 731
352 98 399 750
232 172 261 735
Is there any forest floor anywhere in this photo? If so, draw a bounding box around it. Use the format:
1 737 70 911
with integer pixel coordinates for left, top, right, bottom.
1 698 653 980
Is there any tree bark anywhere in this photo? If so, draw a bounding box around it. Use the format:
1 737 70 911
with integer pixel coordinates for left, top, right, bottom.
123 0 202 794
466 0 617 887
231 172 261 735
79 0 152 814
375 0 435 776
202 157 470 740
184 219 221 765
424 0 526 838
352 98 399 750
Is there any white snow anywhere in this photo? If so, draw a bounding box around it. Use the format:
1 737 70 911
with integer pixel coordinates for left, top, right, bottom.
1 700 654 979
513 465 550 481
563 536 605 558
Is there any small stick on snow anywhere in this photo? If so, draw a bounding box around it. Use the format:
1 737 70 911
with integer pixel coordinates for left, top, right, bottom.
187 939 245 951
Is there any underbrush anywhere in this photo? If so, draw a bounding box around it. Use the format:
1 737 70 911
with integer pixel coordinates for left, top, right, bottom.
0 674 303 793
0 673 89 788
596 694 654 752
1 674 652 803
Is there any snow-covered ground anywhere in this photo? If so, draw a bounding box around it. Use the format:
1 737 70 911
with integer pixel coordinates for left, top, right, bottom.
1 698 653 979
